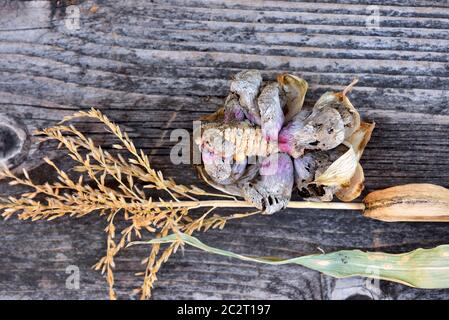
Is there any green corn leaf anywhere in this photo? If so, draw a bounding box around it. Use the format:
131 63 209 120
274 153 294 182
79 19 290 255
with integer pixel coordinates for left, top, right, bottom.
141 233 449 289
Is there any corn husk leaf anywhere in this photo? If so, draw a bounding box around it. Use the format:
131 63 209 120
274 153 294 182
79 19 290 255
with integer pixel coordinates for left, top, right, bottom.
346 121 375 160
145 233 449 289
314 145 357 187
277 73 308 123
333 122 374 201
335 163 365 202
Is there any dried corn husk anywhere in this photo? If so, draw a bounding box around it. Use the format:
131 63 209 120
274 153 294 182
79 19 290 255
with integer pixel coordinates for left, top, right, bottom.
146 233 449 289
294 149 343 201
314 145 358 187
364 183 449 222
277 73 309 123
335 163 365 202
334 122 375 201
346 122 375 160
295 121 374 201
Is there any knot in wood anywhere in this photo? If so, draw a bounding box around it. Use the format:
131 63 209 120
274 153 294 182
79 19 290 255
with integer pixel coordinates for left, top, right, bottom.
0 114 28 168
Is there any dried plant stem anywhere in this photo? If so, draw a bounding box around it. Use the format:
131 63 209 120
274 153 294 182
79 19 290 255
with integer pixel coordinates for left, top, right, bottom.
149 200 366 211
289 201 364 210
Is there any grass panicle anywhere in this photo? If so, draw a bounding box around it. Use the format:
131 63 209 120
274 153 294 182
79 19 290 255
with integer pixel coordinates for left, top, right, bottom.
0 108 258 300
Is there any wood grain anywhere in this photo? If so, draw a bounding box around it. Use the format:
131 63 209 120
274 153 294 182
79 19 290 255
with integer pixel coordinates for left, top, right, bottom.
1 0 449 300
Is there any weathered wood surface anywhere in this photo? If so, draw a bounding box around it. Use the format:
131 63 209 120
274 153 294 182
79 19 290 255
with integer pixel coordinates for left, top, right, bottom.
1 0 449 300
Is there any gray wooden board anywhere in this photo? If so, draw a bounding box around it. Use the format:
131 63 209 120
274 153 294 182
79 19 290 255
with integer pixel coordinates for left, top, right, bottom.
0 0 449 300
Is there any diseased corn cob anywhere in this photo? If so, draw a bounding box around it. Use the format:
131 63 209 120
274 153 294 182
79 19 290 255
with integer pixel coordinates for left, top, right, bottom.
198 121 280 161
196 70 373 214
223 125 279 161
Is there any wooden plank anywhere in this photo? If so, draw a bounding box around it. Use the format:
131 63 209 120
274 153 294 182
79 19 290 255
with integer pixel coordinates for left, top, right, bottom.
1 0 449 299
